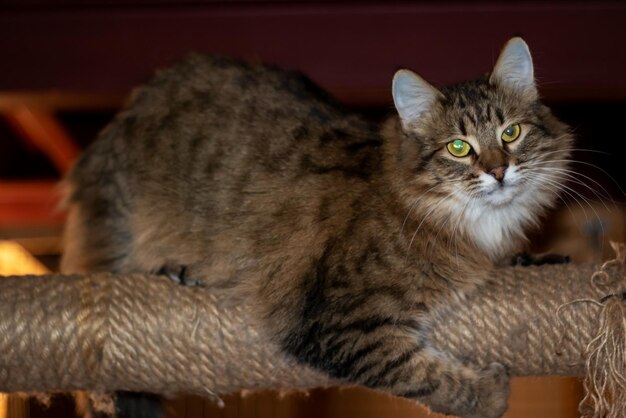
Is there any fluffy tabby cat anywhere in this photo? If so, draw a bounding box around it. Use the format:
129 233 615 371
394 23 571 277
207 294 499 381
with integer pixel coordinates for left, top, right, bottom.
62 38 572 418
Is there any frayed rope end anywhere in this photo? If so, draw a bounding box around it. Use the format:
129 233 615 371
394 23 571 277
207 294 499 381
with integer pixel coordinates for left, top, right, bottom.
580 241 626 418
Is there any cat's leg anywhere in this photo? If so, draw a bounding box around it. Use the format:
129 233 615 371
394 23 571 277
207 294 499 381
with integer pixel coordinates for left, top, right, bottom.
288 325 509 418
356 339 508 418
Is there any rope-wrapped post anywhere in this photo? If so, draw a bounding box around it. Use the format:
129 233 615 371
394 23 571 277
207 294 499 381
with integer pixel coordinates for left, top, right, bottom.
432 262 609 376
0 260 624 414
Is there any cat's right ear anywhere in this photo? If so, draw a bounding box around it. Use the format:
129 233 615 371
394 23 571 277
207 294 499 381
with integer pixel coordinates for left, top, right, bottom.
392 69 441 130
490 37 537 99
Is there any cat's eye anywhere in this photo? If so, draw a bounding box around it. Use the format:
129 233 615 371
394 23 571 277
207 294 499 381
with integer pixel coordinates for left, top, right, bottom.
501 123 521 143
446 139 471 158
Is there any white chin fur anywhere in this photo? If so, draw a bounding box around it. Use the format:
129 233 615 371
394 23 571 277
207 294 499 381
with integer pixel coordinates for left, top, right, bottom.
460 167 554 259
463 199 531 258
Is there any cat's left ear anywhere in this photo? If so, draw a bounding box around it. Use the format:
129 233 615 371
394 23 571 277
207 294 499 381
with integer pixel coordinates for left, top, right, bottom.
490 37 537 98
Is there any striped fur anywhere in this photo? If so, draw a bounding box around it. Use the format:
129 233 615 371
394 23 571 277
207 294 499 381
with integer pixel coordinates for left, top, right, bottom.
62 39 571 418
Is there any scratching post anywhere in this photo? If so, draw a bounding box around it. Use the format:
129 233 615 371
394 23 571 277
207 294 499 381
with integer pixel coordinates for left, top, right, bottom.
0 256 624 417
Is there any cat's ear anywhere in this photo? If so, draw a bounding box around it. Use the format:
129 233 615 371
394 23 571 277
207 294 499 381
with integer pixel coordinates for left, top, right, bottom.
392 69 441 129
490 37 537 98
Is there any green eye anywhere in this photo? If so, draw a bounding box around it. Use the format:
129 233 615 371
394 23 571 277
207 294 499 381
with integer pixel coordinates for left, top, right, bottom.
446 139 471 158
502 123 521 143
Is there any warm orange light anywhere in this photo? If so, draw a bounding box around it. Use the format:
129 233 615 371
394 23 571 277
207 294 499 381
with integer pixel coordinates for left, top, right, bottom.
0 394 6 418
0 240 49 275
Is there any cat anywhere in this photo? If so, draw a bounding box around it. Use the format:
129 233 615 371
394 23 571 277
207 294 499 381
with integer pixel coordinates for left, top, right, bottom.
61 38 573 418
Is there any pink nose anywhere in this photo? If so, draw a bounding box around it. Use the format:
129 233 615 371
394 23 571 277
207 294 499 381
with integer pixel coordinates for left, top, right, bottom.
488 166 506 182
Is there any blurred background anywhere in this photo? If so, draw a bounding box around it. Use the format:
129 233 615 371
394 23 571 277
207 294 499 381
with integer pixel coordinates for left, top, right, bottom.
1 0 626 417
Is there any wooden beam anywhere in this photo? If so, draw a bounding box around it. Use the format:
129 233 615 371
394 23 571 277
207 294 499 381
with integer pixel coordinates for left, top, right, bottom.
3 106 81 174
0 181 64 228
0 91 123 112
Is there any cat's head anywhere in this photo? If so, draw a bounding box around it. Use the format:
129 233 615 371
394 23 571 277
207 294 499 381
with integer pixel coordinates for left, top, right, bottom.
386 38 573 259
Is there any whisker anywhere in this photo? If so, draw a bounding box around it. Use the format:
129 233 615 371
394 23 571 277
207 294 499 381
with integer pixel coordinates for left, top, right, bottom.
405 197 448 263
528 166 615 202
535 148 610 158
429 185 483 263
529 174 586 214
447 190 479 271
538 174 604 235
523 176 577 220
525 159 626 197
405 187 467 264
531 168 614 210
527 173 607 256
400 184 442 234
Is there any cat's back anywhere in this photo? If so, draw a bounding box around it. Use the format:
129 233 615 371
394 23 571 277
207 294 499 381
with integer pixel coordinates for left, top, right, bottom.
74 54 379 197
65 54 383 274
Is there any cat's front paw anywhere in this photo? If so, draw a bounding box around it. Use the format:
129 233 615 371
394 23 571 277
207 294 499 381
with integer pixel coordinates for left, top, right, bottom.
464 363 510 418
156 264 203 286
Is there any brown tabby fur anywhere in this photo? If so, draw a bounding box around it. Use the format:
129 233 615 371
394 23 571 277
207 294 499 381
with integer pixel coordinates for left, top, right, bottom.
62 39 572 418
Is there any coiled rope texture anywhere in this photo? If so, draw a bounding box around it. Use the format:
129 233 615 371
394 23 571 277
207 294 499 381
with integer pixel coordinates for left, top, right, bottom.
0 259 624 416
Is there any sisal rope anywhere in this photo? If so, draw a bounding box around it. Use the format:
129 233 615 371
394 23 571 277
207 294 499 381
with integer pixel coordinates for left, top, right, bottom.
0 274 331 395
0 256 624 416
430 262 604 376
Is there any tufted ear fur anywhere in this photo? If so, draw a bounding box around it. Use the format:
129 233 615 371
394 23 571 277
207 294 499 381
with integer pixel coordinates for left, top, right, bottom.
490 37 537 98
392 69 441 130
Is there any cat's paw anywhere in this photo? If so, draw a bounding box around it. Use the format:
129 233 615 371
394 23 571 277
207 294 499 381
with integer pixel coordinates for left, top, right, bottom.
511 252 570 267
156 264 203 286
465 363 510 418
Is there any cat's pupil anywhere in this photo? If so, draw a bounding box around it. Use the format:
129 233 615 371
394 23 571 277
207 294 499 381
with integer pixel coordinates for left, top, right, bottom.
452 140 464 151
505 126 514 136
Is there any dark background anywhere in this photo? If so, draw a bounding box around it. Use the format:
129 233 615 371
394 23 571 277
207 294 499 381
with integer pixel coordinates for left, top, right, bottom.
2 1 625 196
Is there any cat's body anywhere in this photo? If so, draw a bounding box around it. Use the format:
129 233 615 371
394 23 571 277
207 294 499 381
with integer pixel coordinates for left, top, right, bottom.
62 39 572 418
